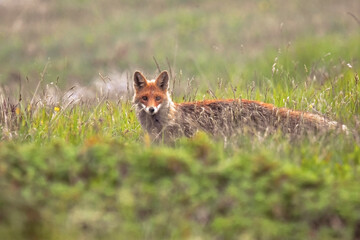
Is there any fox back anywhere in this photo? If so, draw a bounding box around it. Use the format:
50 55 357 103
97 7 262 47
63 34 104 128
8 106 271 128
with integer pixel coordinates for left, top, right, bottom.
133 70 347 142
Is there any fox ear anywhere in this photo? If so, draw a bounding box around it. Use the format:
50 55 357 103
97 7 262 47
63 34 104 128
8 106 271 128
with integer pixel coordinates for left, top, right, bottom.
155 71 169 91
134 71 147 91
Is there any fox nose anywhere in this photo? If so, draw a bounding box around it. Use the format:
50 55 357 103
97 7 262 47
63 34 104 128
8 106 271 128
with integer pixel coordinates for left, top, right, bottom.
148 107 155 114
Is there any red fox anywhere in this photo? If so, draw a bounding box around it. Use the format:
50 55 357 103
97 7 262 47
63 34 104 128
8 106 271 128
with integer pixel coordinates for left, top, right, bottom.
133 70 347 142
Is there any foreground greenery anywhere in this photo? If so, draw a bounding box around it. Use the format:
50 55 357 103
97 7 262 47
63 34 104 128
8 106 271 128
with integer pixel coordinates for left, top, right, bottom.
1 132 360 240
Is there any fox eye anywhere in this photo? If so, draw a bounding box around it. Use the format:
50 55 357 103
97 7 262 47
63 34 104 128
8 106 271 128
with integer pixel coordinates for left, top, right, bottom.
155 96 161 101
142 96 148 101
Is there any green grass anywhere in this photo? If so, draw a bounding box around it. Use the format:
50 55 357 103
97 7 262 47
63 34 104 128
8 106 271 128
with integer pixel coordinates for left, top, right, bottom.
1 133 360 239
1 0 360 239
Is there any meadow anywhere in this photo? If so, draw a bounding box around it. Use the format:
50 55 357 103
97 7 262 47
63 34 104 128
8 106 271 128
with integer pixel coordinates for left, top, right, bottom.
0 0 360 239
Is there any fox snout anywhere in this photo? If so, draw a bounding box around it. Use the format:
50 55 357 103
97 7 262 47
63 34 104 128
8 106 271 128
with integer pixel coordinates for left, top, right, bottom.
143 104 162 115
149 107 155 114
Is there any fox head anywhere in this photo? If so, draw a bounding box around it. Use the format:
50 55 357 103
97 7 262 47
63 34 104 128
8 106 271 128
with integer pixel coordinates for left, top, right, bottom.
133 70 170 115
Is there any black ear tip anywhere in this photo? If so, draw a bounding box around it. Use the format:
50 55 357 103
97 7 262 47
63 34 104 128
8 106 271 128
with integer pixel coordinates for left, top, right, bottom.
160 70 169 79
134 71 141 77
134 71 145 82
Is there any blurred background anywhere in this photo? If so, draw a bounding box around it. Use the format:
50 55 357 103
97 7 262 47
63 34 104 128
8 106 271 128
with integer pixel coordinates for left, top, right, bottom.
0 0 359 96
